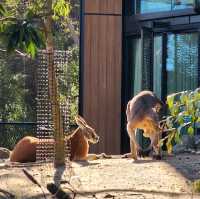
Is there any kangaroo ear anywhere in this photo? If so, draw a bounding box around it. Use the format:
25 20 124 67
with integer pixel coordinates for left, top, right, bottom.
75 115 87 129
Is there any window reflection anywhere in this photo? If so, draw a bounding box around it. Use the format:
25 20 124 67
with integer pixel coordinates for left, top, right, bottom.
173 0 193 10
153 36 162 99
138 0 171 13
136 0 194 14
166 33 198 94
128 33 198 97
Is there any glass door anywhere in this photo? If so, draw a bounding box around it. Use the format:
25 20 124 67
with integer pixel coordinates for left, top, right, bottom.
166 33 199 94
153 32 199 98
125 31 200 150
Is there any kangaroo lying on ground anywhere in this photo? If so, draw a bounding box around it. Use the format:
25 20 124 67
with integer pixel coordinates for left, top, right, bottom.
1 116 110 163
124 90 164 161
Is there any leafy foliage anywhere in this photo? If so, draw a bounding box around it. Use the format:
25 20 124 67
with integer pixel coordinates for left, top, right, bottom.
53 0 71 19
3 21 44 57
0 0 71 57
0 4 6 16
160 88 200 153
0 0 79 149
0 54 36 122
193 179 200 193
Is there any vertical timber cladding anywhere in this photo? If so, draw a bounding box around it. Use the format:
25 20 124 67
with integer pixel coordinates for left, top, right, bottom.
82 0 122 154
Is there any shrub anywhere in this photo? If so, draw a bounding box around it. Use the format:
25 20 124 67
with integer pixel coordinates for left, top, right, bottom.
160 88 200 153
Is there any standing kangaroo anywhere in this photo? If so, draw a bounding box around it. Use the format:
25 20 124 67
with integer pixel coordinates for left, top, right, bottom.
124 91 163 160
8 116 102 163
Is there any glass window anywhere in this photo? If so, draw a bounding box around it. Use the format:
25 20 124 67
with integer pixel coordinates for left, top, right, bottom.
138 0 171 13
136 0 194 14
132 39 142 95
128 32 199 97
166 33 198 94
173 0 194 10
153 36 163 99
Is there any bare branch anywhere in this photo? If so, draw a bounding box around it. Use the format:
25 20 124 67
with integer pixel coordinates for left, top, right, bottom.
0 16 16 21
0 48 30 58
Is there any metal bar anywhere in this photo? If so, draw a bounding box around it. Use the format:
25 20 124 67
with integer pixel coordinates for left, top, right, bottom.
79 0 84 115
0 122 37 125
0 122 51 126
198 30 200 86
161 33 168 102
127 8 196 22
125 22 200 36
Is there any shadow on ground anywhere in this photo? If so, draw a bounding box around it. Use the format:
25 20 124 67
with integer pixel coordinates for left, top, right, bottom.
163 153 200 181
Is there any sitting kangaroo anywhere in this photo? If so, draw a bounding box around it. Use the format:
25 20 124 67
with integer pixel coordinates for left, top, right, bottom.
124 90 164 161
7 115 109 163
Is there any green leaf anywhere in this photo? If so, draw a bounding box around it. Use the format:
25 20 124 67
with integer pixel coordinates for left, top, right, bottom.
6 28 20 52
180 92 188 104
29 27 45 48
0 3 6 16
188 126 194 137
166 141 173 154
167 94 174 109
25 9 35 20
193 180 200 193
170 103 179 116
166 131 175 154
188 91 195 100
27 40 36 58
196 117 200 122
174 131 181 144
53 0 71 18
177 112 185 124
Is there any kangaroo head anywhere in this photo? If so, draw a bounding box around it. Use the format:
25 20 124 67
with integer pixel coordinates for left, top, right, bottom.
75 115 99 144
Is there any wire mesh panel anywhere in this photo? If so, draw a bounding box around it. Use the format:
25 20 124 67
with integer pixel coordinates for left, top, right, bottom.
54 50 72 162
140 27 154 148
0 122 36 149
0 49 37 149
141 27 154 90
0 2 73 165
36 50 72 163
36 51 54 162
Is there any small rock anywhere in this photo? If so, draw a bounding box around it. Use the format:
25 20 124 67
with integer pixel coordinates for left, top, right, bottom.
104 194 115 198
0 147 10 159
173 144 186 154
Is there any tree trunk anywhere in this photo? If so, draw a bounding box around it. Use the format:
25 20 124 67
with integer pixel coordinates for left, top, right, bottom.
44 1 65 167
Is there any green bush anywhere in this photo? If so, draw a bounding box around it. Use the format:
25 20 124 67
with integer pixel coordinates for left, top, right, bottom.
160 88 200 153
193 179 200 193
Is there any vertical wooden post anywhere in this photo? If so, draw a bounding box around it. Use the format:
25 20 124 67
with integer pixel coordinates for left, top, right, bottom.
45 1 65 167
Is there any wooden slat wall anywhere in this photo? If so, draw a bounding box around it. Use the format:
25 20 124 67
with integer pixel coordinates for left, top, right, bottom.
82 0 122 154
84 0 122 14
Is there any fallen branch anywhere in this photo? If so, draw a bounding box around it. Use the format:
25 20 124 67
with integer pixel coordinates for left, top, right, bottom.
22 169 47 199
0 48 30 58
0 188 15 199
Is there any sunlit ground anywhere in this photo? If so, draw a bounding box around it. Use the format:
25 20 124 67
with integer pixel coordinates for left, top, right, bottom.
0 154 200 199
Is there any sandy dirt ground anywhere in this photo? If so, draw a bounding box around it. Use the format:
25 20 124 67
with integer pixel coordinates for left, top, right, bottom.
0 153 200 199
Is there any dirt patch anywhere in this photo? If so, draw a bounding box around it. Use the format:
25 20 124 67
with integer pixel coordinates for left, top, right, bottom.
0 154 200 198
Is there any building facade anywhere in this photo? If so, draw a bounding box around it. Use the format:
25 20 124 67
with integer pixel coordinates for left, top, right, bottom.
80 0 200 154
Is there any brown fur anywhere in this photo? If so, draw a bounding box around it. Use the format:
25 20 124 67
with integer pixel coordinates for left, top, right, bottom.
9 116 100 163
125 90 163 160
70 128 89 161
9 132 90 162
10 136 38 163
